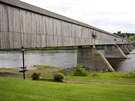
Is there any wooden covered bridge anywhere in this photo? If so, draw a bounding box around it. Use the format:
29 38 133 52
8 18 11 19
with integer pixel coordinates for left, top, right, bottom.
0 0 133 71
0 0 131 49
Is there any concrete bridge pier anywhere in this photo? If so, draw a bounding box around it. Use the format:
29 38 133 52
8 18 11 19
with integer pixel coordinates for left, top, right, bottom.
118 45 130 54
77 46 115 72
105 45 127 58
130 44 135 49
129 44 134 50
127 44 134 51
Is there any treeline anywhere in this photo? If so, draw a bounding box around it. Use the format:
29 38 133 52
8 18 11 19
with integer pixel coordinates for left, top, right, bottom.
113 31 135 40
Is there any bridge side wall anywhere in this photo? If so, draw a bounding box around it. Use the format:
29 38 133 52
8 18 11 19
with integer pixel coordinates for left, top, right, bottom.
0 2 128 49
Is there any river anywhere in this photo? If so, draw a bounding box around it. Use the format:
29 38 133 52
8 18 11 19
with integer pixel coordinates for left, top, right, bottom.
107 49 135 72
0 49 135 72
0 50 77 68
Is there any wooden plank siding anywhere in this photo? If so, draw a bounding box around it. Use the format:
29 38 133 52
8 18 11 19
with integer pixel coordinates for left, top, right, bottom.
0 1 130 49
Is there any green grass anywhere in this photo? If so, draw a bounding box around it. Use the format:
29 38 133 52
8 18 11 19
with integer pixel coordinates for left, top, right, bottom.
41 72 135 86
1 67 135 101
0 76 135 101
64 72 135 84
60 67 135 84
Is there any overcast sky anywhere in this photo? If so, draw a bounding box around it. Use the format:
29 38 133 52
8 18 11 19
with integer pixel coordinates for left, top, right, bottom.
21 0 135 33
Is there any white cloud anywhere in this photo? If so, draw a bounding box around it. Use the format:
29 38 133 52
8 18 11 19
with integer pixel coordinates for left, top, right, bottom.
21 0 135 33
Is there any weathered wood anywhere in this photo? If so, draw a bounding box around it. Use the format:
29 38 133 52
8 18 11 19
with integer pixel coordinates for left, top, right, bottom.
46 17 53 35
0 4 8 32
0 1 130 49
42 16 46 35
13 32 21 48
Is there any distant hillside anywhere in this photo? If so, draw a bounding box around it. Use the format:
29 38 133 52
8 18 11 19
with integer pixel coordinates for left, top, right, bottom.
114 31 135 41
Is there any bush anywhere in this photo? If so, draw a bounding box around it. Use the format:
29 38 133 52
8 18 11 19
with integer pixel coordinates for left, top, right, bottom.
73 67 88 76
53 73 64 82
32 72 41 80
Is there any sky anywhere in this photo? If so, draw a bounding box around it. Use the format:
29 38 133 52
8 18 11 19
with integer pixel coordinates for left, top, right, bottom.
21 0 135 33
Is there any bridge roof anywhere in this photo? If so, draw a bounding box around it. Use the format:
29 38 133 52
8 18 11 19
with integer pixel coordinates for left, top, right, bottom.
0 0 129 41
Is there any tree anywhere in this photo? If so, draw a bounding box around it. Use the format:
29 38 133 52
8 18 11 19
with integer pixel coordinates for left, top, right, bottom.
113 31 135 40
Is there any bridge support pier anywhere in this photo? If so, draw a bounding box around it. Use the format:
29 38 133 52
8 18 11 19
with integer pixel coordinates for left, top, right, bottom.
105 45 127 58
119 45 130 54
119 44 134 54
131 44 134 49
77 46 115 72
127 44 133 51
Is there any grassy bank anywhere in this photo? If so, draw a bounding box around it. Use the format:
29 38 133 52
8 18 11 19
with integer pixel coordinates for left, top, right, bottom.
0 66 135 84
64 72 135 84
0 77 135 101
0 66 135 101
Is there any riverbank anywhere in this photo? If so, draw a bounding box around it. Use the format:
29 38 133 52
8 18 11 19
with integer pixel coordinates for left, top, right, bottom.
0 66 135 101
0 66 135 84
0 66 62 78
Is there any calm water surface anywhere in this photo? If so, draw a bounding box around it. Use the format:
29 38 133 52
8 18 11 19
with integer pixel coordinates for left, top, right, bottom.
0 49 135 72
0 50 77 68
107 49 135 72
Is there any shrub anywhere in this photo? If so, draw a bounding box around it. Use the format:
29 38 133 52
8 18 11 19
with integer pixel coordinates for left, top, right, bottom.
32 72 41 80
73 67 88 76
53 73 64 82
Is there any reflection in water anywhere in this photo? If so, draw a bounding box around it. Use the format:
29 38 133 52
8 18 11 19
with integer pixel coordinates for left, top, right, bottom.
0 50 77 68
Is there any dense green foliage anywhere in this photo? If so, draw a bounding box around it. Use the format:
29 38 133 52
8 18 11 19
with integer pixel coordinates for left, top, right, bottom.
73 67 88 76
31 72 41 80
61 65 88 76
0 77 135 101
53 73 64 82
114 31 135 40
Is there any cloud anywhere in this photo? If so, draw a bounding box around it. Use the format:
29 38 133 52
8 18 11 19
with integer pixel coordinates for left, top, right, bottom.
21 0 135 33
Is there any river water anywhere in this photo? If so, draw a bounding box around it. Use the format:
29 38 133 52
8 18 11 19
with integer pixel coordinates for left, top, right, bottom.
0 50 77 68
107 49 135 72
0 49 135 72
